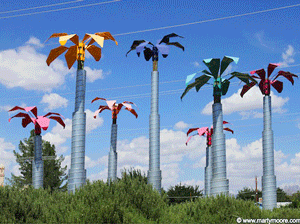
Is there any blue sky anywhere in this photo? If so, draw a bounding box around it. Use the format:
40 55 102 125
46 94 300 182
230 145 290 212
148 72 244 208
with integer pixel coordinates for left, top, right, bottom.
0 0 300 195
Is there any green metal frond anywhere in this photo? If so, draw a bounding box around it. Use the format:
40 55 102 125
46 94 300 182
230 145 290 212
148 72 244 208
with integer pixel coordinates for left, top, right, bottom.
181 74 211 100
228 72 258 85
220 56 234 76
202 58 220 79
221 79 230 95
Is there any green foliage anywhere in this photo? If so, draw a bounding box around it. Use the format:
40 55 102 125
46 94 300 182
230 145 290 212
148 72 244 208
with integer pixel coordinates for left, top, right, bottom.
166 182 203 205
6 129 68 193
237 187 290 203
287 191 300 208
236 187 261 202
1 169 300 223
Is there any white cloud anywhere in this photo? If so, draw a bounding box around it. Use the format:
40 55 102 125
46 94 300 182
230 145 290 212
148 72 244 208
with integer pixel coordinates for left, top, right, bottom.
0 40 72 92
42 109 104 154
85 66 109 83
201 86 289 117
254 31 274 50
25 36 44 48
87 128 206 190
40 93 68 111
174 121 190 130
278 45 295 67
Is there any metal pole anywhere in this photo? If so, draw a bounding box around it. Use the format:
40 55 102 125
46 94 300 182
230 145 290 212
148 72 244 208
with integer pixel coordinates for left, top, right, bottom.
108 123 118 182
210 103 229 196
262 95 277 209
68 69 87 193
148 69 162 194
33 135 43 189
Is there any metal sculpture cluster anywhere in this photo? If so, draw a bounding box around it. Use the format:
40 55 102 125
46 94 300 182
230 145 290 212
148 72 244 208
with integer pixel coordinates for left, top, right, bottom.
186 121 233 196
126 33 184 193
6 31 298 211
91 97 138 182
46 32 118 193
240 63 298 209
8 106 65 189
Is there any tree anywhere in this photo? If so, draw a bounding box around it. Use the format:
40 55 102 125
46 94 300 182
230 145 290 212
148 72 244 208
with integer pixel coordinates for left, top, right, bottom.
186 121 233 196
127 33 184 194
46 32 118 193
236 187 262 202
237 187 290 203
91 98 138 182
6 129 68 193
181 56 256 196
166 182 203 205
240 63 298 209
8 106 65 189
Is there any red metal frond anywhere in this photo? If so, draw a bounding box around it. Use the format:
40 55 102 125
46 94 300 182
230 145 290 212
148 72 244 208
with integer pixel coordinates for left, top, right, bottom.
254 69 266 81
271 80 283 93
273 71 298 85
267 63 280 78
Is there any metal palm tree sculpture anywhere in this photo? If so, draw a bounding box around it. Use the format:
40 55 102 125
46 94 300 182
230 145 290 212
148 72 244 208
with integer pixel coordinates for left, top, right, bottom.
181 56 257 196
46 32 118 193
240 63 298 210
186 121 233 196
8 106 65 189
92 97 138 182
127 33 184 193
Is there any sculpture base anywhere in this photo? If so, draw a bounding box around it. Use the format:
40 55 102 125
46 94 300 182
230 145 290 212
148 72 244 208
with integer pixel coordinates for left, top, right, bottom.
147 170 162 193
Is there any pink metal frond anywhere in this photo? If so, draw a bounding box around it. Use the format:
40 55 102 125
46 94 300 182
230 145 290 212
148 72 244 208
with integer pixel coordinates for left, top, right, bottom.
187 128 200 136
91 97 107 104
8 112 32 128
197 127 209 136
49 116 66 128
36 116 50 131
8 106 26 112
223 127 234 134
44 112 65 119
125 107 138 118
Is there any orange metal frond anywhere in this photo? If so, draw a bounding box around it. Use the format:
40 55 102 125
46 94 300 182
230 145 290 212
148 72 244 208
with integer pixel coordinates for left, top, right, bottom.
94 32 118 45
46 46 69 66
87 45 101 61
45 33 68 43
86 32 118 47
65 45 77 69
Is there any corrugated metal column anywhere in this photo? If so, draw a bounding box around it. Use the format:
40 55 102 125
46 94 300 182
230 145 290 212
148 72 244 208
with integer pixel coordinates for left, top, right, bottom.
108 123 118 182
205 145 212 196
210 103 229 196
33 135 43 189
68 69 87 193
148 70 162 193
262 95 277 209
